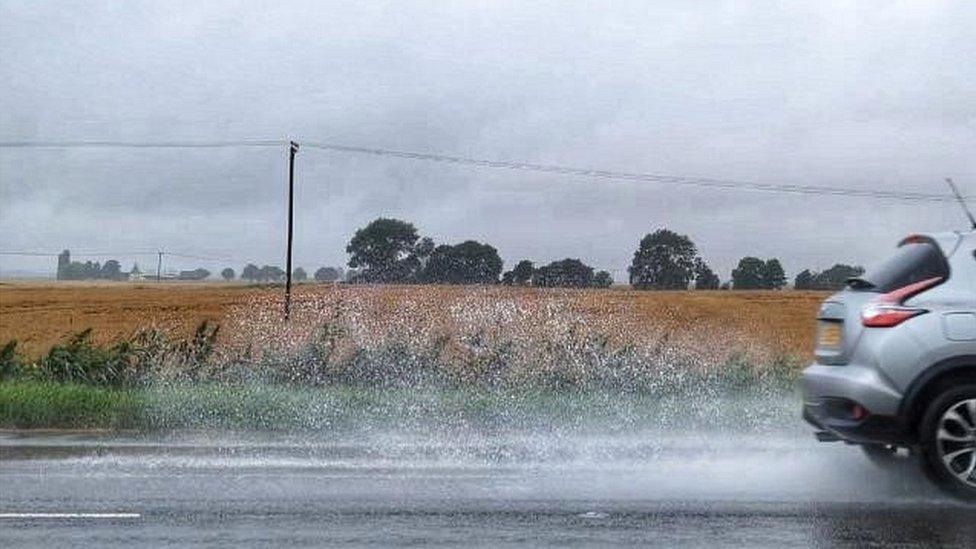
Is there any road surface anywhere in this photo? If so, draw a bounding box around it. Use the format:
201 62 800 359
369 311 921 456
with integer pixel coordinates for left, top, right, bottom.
1 430 973 547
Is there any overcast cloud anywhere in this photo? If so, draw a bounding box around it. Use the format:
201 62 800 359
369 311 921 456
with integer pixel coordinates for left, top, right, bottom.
1 0 974 280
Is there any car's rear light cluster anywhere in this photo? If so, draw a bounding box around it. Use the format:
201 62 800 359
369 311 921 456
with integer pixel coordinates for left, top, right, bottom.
861 276 943 328
861 305 927 327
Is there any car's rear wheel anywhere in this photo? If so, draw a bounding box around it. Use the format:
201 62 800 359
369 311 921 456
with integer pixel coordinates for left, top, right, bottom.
918 385 976 501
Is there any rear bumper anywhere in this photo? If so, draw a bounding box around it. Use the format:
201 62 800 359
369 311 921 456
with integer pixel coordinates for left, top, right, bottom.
800 362 912 446
802 400 909 445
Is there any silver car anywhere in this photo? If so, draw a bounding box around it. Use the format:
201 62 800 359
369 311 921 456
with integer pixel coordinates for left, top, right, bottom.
801 230 976 500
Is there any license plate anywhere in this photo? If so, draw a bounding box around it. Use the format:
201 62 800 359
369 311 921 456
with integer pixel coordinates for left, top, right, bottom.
818 322 842 348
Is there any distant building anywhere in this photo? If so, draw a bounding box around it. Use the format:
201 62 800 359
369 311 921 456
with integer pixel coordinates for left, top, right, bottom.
178 268 210 281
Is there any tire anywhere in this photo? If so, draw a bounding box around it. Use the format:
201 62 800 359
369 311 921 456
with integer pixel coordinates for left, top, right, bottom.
918 384 976 501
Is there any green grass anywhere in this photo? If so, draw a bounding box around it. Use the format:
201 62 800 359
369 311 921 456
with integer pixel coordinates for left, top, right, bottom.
0 381 144 429
0 380 799 432
0 314 806 431
0 323 802 431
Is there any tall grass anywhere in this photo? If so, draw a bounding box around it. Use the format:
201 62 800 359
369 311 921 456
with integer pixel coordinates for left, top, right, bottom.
226 291 804 392
0 321 801 393
0 322 219 387
0 293 805 430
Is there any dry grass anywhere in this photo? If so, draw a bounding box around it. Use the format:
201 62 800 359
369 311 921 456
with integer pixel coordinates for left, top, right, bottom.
0 282 825 360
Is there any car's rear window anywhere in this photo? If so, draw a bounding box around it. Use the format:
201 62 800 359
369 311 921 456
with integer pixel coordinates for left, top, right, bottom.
857 242 949 293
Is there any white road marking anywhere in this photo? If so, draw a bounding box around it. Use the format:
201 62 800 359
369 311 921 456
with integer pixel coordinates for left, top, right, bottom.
0 513 141 519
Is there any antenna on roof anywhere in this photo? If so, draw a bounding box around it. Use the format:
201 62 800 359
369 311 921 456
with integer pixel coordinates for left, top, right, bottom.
945 177 976 229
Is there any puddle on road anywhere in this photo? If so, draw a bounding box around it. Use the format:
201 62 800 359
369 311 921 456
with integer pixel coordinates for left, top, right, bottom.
0 427 944 504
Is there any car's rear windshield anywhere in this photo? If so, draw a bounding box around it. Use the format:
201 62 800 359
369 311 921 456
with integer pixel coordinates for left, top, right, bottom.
854 242 949 292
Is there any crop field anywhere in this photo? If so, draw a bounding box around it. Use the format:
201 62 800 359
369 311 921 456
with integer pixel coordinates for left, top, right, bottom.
0 282 824 361
0 282 826 428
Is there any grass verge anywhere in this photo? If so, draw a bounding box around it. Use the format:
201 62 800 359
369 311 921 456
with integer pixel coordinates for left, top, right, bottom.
0 381 144 430
0 380 798 432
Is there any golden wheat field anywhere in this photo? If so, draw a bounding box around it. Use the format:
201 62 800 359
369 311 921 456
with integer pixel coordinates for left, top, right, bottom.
0 282 826 360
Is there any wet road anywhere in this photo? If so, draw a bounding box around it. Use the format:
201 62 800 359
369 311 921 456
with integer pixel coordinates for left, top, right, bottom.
1 430 974 547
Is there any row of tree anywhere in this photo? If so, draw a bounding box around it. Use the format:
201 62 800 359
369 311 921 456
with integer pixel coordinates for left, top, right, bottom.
730 257 787 290
794 264 865 290
55 221 864 290
56 250 126 280
344 218 618 288
501 259 614 288
341 218 864 290
227 265 346 283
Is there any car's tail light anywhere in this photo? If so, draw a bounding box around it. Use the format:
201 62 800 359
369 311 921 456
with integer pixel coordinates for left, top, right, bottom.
861 305 927 327
861 276 942 328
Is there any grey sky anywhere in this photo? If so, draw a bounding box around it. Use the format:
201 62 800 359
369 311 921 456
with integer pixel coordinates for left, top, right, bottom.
1 1 973 280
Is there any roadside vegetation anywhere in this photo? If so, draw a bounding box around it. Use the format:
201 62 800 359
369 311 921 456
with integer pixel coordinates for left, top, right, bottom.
1 298 801 430
0 382 143 429
0 321 798 393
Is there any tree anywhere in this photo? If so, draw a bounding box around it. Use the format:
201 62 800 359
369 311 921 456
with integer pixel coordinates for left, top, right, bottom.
101 260 122 280
242 264 260 282
346 218 423 283
693 258 720 290
314 266 342 282
534 258 594 288
816 264 864 290
259 265 285 282
794 269 815 290
733 257 789 290
501 271 516 285
421 245 455 283
629 229 698 290
56 251 130 280
293 267 307 282
731 257 766 289
592 270 613 288
512 260 534 285
761 258 787 290
415 237 435 260
422 240 503 284
221 268 235 281
795 264 864 290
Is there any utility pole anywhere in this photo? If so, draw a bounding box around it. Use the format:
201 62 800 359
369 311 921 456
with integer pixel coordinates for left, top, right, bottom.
284 141 299 319
156 251 163 282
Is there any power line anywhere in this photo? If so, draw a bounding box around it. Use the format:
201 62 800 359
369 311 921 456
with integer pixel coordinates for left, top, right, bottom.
165 251 250 264
0 140 285 149
0 251 155 257
303 142 962 203
0 250 246 263
1 139 964 202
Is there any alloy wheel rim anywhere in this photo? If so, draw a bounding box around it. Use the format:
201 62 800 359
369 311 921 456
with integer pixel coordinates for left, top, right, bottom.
936 398 976 488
